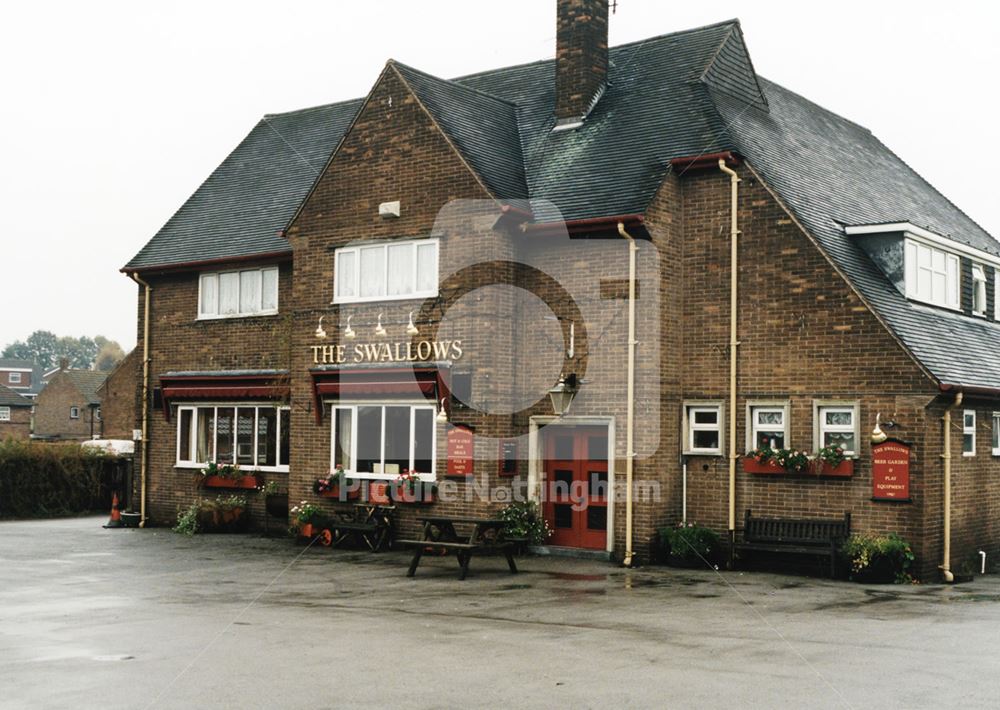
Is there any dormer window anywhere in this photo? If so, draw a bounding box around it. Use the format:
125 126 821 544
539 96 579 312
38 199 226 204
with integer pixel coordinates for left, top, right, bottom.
903 238 960 310
972 264 987 316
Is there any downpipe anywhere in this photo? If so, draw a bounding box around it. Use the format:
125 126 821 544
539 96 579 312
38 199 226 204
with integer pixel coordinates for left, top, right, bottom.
618 222 638 567
940 391 963 582
718 159 741 557
129 272 152 528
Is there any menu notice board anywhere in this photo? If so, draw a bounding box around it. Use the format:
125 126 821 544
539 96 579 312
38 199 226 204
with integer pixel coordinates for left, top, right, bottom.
499 439 518 477
872 439 911 502
446 425 474 477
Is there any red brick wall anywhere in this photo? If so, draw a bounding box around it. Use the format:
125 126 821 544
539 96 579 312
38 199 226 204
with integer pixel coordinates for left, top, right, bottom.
33 374 101 440
0 369 33 391
97 349 139 440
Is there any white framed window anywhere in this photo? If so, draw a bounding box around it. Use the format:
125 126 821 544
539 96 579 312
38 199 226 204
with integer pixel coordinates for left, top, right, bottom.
746 402 790 450
814 402 860 457
96 407 102 421
995 269 1000 320
176 404 290 471
330 403 436 479
0 406 10 422
683 402 723 455
972 264 987 316
70 406 80 419
904 238 960 310
334 239 439 304
963 409 976 457
992 412 1000 457
8 372 21 384
198 267 279 319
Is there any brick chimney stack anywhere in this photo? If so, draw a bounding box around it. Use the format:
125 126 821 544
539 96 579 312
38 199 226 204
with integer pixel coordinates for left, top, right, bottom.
555 0 609 125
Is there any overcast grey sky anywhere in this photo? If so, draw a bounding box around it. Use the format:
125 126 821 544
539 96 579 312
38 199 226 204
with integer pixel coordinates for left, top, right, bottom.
2 1 997 351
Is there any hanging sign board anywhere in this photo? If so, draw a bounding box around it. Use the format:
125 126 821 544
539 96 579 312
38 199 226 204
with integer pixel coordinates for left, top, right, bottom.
872 439 911 502
446 425 475 477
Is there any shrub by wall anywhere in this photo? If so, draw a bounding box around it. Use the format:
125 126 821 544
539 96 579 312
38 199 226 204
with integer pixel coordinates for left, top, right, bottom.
0 441 120 518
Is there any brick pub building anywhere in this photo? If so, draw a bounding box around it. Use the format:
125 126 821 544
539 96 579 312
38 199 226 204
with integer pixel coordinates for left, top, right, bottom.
123 1 1000 579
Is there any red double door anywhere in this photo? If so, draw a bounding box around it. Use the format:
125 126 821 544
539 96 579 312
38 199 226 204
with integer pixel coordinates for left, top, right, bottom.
542 426 609 550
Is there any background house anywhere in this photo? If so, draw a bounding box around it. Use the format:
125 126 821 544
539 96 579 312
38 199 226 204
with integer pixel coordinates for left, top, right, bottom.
0 385 33 440
0 358 45 400
33 361 107 440
95 349 139 440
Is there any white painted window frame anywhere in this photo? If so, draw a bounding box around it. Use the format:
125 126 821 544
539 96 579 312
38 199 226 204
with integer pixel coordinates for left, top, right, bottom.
992 412 1000 457
813 401 861 458
903 237 961 311
8 372 21 384
972 264 987 316
333 238 439 304
197 267 279 320
683 401 724 456
0 406 10 422
70 406 80 419
329 402 437 480
963 409 976 457
745 400 791 452
175 403 290 472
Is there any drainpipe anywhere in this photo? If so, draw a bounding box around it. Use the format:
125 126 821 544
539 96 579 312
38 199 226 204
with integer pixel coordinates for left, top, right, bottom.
617 222 638 567
718 159 741 555
129 272 152 528
940 391 963 582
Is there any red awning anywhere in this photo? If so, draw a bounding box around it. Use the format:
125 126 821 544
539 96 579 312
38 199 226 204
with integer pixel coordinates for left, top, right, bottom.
158 371 290 420
309 366 450 423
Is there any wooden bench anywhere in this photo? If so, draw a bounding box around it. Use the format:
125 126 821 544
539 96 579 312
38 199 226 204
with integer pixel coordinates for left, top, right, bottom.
736 509 851 578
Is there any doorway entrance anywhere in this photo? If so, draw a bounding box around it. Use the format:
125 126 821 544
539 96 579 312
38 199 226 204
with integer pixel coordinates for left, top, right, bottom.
541 426 609 550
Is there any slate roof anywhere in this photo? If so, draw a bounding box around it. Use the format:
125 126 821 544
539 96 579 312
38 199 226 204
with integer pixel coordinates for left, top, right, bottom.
712 80 1000 390
124 18 1000 391
61 370 109 405
0 384 33 408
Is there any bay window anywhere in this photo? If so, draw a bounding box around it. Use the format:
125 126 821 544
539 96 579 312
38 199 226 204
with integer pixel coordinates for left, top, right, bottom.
334 239 439 303
177 404 290 470
330 403 436 478
199 267 279 319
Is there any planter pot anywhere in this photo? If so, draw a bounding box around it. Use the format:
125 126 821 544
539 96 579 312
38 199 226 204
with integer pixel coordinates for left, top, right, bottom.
742 458 786 475
853 555 897 584
300 522 314 539
202 475 259 490
813 459 854 478
318 486 361 501
368 482 392 505
196 507 249 533
120 512 142 528
265 494 288 519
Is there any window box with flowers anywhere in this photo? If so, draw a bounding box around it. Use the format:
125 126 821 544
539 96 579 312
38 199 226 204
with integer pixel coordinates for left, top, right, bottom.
389 470 437 504
813 446 854 477
198 462 261 490
742 448 810 475
313 466 361 500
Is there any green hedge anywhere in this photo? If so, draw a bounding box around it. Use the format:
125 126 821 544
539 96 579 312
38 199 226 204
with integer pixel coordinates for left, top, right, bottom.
0 440 121 518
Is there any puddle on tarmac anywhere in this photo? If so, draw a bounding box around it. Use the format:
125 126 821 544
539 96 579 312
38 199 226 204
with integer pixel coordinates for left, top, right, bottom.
544 572 607 582
497 584 533 591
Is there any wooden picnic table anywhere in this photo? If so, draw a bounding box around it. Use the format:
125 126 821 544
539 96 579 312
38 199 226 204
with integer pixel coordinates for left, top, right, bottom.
399 516 519 580
325 503 395 552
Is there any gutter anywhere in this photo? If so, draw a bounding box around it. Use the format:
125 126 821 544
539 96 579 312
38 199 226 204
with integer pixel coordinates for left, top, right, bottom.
940 391 964 583
128 272 152 527
939 382 1000 398
120 249 293 276
617 222 639 567
523 214 644 236
670 151 740 173
717 159 742 560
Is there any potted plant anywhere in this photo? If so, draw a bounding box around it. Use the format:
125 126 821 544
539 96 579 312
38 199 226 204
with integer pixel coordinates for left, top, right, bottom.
199 462 259 490
390 470 437 504
841 532 915 583
659 522 720 569
497 501 552 552
290 500 323 539
773 448 810 474
742 447 784 474
313 466 360 500
173 495 250 535
259 480 289 518
814 445 854 477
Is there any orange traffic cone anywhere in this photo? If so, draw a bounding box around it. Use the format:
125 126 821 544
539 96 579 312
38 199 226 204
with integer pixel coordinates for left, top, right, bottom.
103 493 123 528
